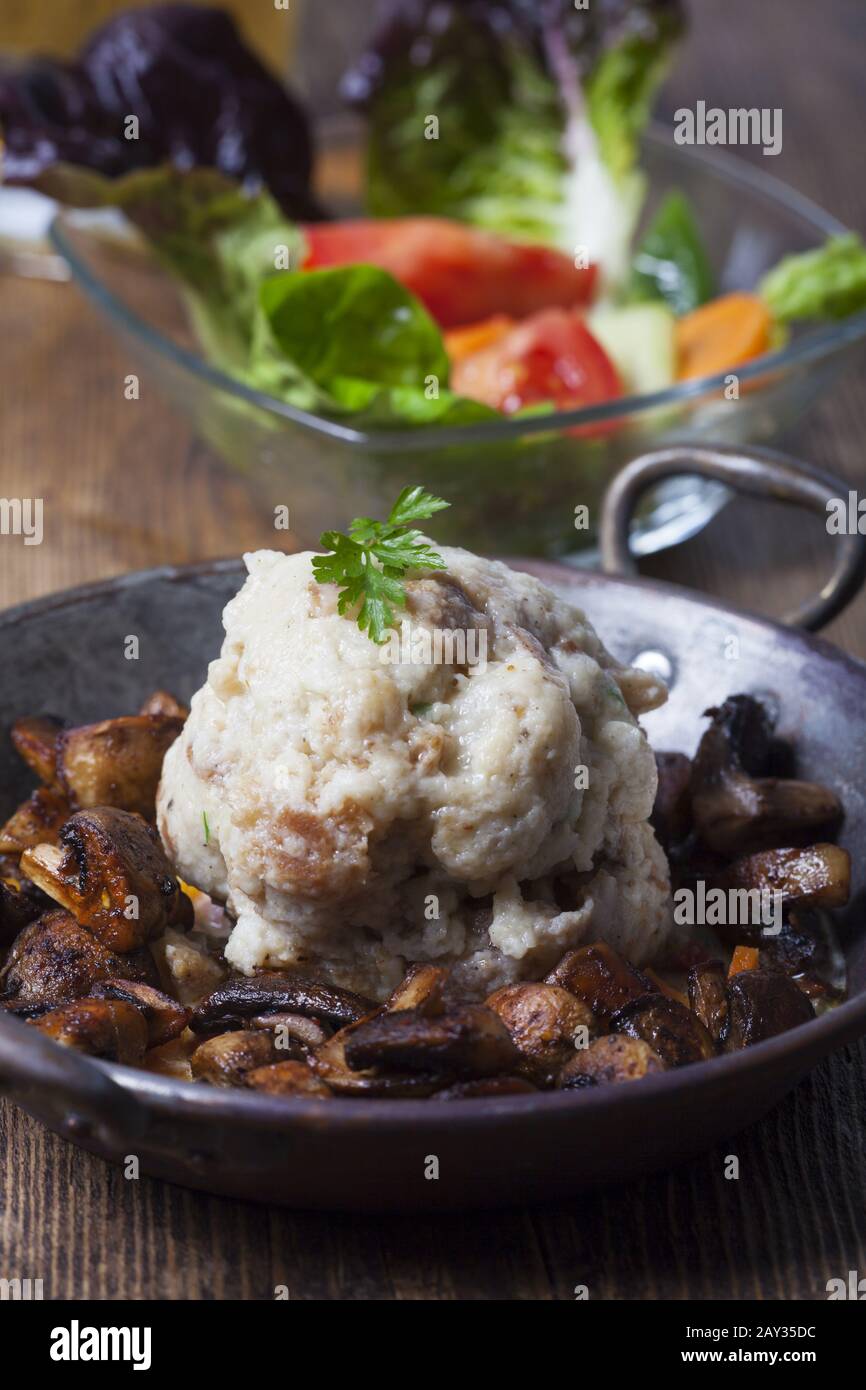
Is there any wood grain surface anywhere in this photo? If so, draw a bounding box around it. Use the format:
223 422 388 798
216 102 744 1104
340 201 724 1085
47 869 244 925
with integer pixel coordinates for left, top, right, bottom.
1 0 865 1300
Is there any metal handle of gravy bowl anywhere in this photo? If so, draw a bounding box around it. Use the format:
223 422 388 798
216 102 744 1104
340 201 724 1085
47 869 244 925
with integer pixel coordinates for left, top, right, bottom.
599 445 866 631
0 1006 147 1148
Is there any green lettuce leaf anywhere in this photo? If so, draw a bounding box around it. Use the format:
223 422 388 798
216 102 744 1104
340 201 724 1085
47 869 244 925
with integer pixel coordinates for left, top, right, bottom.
362 35 565 244
257 265 448 392
253 266 498 428
759 234 866 323
118 170 304 373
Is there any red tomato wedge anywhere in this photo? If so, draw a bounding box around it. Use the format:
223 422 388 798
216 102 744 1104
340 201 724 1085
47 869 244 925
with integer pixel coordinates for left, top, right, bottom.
450 309 621 418
301 217 597 329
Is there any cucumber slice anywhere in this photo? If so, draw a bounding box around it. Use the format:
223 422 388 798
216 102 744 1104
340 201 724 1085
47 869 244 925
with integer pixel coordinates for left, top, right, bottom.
587 302 676 396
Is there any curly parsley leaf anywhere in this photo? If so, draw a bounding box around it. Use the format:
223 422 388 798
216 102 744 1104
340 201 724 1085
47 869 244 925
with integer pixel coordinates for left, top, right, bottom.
312 488 450 643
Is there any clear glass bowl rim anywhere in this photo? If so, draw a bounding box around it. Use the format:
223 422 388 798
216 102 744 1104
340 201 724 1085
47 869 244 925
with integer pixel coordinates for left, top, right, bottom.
49 123 866 456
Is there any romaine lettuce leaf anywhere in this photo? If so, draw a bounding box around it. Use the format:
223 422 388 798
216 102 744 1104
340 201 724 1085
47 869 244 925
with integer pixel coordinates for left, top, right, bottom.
759 234 866 323
344 0 685 287
584 27 677 181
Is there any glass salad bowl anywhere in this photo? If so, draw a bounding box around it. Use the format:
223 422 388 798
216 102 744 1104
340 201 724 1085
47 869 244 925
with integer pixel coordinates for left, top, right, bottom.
50 124 866 559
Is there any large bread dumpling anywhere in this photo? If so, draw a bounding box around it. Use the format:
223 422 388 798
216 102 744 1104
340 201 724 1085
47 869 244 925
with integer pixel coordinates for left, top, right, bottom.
157 547 672 1000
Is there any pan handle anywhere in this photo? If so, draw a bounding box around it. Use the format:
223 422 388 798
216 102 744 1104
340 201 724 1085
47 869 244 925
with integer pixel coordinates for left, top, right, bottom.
599 444 866 631
0 1007 147 1147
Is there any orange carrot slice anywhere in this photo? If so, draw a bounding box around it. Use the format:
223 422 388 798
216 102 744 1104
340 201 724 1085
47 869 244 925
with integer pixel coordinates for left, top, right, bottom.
676 293 773 381
444 314 514 363
728 944 761 977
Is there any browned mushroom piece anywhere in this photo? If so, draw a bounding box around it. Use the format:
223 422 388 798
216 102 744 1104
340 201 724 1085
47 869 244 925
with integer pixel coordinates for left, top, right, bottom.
693 842 851 952
0 998 55 1021
189 971 374 1035
21 807 193 952
0 786 72 854
57 714 184 819
386 963 448 1015
558 1034 664 1087
90 978 189 1047
760 911 821 976
724 843 851 911
0 908 158 1004
651 751 693 849
245 1060 333 1099
611 992 717 1067
0 852 22 878
249 1012 330 1052
311 1019 447 1097
433 1075 538 1100
141 1031 198 1081
190 1029 277 1086
11 714 64 784
545 942 652 1024
138 690 189 721
690 696 842 856
724 968 815 1050
687 960 730 1047
0 868 50 947
28 997 148 1064
701 693 776 769
485 983 597 1086
343 1003 519 1077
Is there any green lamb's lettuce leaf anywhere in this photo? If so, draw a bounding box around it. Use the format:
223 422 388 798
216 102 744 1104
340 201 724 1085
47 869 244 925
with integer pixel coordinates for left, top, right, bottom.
628 189 715 315
343 0 686 288
759 234 866 323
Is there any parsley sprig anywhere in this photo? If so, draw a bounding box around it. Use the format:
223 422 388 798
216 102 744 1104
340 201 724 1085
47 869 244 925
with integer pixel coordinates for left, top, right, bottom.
312 487 450 644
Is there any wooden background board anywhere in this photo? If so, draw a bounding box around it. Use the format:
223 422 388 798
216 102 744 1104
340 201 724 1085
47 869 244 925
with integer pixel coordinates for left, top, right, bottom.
1 0 865 1299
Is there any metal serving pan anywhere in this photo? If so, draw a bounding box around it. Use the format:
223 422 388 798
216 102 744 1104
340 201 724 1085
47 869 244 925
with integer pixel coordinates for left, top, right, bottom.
0 446 864 1212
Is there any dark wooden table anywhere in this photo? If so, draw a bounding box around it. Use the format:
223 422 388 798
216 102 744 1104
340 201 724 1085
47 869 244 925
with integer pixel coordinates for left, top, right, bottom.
1 0 865 1299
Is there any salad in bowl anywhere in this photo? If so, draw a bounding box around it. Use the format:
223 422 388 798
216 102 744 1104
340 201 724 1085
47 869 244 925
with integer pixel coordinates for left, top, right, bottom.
3 0 865 555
